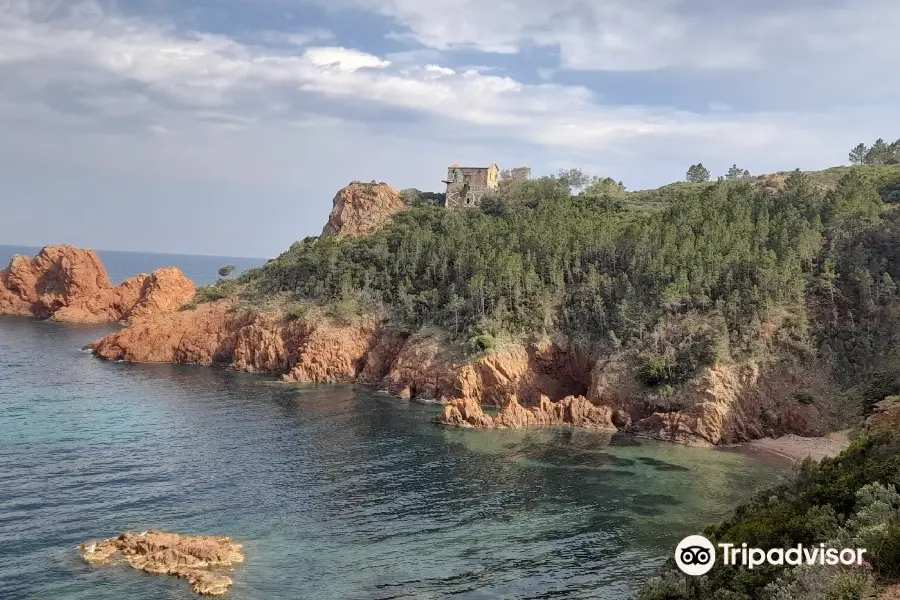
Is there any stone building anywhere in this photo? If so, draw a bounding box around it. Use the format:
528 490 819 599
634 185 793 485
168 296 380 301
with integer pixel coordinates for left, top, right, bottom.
442 163 500 208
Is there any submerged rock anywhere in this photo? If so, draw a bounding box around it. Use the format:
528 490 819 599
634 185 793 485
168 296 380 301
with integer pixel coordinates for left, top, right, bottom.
435 394 618 431
79 530 244 596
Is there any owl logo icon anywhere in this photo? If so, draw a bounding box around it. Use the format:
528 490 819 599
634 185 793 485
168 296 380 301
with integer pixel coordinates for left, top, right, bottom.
675 535 716 576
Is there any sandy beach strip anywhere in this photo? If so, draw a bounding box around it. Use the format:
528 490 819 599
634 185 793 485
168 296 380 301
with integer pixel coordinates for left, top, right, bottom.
743 430 852 463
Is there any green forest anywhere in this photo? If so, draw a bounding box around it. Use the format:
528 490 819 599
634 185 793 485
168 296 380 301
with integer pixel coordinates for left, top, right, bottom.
192 159 900 598
205 164 900 389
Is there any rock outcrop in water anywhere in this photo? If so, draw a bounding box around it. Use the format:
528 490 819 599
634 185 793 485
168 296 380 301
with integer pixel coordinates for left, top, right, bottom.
79 530 244 596
436 394 618 431
322 182 405 238
0 246 195 323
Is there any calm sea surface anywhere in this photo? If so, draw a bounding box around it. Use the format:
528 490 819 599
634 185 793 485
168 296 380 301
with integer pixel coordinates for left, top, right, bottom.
0 250 784 599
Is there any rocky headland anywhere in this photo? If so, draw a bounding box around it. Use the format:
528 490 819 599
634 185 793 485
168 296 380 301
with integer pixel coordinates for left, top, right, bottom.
10 181 848 449
79 530 244 596
89 298 828 447
0 245 194 323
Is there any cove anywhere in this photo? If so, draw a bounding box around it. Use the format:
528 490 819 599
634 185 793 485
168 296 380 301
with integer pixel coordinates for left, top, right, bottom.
0 316 784 599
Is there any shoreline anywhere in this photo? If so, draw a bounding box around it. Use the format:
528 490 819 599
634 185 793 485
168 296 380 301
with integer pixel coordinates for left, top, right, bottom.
728 430 852 466
9 307 860 458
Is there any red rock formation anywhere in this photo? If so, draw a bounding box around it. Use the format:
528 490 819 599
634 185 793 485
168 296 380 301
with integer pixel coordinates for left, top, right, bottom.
80 530 243 596
91 301 828 442
93 304 401 385
0 246 195 323
436 394 617 431
628 363 826 447
321 182 405 238
91 304 591 405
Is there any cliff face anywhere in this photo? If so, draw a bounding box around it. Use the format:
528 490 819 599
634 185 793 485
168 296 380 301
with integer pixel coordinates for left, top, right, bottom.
0 246 195 323
321 182 405 238
90 301 825 445
92 305 593 405
592 358 827 447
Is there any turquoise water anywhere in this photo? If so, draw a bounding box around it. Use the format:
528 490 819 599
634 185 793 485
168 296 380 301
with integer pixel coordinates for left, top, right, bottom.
0 252 786 599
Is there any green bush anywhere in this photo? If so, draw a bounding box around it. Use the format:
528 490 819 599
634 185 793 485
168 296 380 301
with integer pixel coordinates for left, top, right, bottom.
324 298 363 320
638 355 676 386
194 279 240 304
795 392 816 405
471 334 495 352
285 304 308 321
179 301 198 311
195 286 228 303
636 573 688 600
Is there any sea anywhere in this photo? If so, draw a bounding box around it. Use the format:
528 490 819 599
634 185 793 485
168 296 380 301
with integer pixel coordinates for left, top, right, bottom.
0 246 785 599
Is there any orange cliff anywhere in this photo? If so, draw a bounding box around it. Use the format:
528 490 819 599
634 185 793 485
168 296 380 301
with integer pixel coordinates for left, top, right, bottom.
436 395 619 431
321 182 405 238
90 303 584 394
0 245 195 324
89 301 827 445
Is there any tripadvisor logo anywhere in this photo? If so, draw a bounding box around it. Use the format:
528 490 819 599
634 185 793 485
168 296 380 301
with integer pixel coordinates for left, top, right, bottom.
674 535 868 576
675 535 716 576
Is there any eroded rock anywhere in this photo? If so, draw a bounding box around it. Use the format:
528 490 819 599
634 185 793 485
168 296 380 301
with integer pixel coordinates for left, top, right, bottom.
867 396 900 435
322 182 405 238
0 246 194 323
79 530 243 596
91 300 830 448
436 394 618 431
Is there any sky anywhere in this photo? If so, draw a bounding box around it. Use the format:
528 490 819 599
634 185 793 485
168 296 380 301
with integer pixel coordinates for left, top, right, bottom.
1 0 898 257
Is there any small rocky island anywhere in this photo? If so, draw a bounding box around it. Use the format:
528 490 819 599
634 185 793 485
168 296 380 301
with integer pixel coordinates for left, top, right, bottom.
79 530 244 596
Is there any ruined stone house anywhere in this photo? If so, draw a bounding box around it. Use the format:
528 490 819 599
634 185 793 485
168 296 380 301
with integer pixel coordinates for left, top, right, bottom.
442 163 500 208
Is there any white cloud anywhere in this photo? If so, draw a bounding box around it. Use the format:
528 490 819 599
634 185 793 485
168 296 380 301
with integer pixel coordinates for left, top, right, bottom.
304 0 900 75
0 1 897 251
1 0 832 155
250 29 335 47
304 46 391 71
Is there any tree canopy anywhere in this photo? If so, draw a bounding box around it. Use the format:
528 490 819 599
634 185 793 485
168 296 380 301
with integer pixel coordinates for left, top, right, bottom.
223 167 900 382
848 136 900 166
686 163 711 183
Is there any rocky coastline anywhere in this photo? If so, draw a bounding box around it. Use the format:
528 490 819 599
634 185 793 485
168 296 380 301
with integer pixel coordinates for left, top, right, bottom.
0 242 835 450
1 183 841 451
86 298 830 448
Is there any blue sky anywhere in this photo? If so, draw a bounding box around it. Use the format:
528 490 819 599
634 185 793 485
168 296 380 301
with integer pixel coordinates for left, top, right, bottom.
1 0 898 257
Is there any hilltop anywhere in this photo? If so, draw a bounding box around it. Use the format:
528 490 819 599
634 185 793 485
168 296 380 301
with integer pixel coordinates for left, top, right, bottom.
87 162 900 450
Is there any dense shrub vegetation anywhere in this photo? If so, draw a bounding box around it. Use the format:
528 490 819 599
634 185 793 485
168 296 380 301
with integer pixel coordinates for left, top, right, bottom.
225 166 900 376
639 432 900 599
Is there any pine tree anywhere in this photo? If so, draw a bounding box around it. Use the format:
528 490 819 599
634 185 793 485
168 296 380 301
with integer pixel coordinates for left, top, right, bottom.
849 143 869 166
686 163 710 183
725 164 746 180
866 138 891 165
